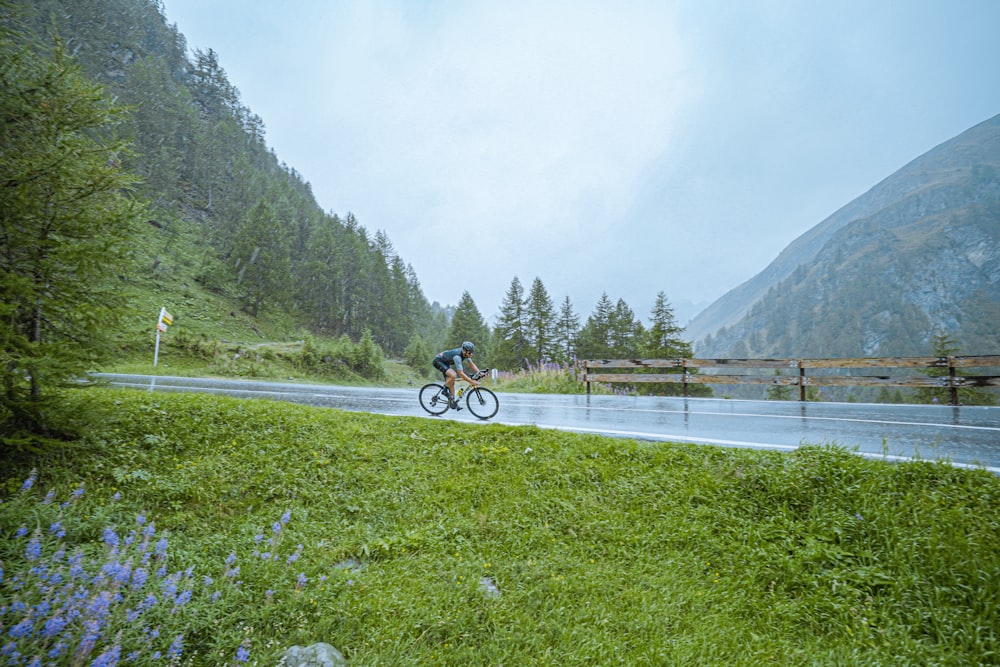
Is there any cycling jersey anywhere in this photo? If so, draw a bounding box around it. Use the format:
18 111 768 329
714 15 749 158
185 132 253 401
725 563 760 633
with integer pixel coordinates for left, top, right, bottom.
435 347 465 371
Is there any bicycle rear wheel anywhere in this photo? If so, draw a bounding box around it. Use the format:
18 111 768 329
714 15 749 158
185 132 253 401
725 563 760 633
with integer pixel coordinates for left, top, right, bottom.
466 386 499 420
419 383 450 415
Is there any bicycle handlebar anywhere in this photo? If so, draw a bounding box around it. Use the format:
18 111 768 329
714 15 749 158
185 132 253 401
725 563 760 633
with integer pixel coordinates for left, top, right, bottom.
471 369 491 381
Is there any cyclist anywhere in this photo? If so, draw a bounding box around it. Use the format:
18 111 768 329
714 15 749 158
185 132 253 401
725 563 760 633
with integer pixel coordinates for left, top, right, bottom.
433 341 480 409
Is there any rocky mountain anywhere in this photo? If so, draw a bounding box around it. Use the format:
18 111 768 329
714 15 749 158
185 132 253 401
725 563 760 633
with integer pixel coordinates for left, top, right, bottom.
690 114 1000 358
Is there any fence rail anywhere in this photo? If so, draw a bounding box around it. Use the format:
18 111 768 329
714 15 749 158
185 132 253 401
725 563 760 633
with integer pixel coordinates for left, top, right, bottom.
581 356 1000 405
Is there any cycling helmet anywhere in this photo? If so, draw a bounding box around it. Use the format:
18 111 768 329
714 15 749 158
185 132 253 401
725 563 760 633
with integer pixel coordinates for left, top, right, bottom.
461 341 475 352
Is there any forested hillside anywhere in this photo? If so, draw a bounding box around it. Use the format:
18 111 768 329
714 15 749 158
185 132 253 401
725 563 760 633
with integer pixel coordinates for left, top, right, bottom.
693 114 1000 358
11 0 439 356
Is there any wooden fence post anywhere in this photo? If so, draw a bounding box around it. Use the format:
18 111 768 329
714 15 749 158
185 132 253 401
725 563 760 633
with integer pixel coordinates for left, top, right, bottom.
949 356 958 406
798 360 806 402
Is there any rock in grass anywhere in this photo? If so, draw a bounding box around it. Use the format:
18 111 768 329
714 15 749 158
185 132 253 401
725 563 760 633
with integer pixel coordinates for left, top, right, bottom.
479 575 501 599
281 643 347 666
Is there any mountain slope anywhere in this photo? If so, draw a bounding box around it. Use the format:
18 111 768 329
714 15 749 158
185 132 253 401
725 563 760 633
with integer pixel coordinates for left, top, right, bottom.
690 114 1000 357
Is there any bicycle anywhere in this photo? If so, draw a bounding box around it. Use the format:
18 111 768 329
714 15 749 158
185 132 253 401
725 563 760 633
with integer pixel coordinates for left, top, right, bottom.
419 369 500 420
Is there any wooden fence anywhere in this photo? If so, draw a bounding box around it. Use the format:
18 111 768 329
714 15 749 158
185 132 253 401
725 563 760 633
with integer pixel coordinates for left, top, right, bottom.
581 356 1000 405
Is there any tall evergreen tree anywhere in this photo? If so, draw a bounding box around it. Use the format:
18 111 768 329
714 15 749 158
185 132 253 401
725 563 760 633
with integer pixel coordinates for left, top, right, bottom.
576 293 615 359
553 296 580 363
525 277 556 364
644 291 690 358
446 292 491 359
233 198 290 317
0 23 142 440
640 291 705 396
609 298 642 357
492 276 529 369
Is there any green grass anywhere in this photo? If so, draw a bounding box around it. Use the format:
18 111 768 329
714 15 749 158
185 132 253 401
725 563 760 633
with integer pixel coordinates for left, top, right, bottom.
3 389 999 666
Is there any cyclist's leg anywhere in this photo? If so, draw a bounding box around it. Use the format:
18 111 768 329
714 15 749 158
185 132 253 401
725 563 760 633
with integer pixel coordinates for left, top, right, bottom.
432 358 452 392
443 368 458 395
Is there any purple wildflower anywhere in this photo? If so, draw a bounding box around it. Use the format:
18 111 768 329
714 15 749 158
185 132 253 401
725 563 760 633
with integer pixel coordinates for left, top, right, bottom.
168 635 184 660
235 643 251 663
103 527 120 548
8 617 34 638
132 568 149 589
280 510 292 524
174 590 192 608
48 641 68 659
25 536 42 561
15 525 28 537
154 537 168 557
43 490 55 505
91 644 121 667
75 618 101 659
20 470 37 492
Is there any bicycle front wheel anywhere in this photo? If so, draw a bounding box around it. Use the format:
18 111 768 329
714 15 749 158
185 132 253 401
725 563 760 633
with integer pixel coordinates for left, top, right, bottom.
466 386 499 420
419 383 450 415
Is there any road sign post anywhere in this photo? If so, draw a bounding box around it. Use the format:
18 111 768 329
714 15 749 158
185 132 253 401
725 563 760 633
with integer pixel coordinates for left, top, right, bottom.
153 307 173 367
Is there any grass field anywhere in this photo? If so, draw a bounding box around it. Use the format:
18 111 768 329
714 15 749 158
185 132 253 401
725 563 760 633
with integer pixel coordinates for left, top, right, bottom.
2 388 998 666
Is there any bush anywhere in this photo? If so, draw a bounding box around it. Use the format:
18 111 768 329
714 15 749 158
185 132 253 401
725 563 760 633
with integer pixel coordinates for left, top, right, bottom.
404 336 432 377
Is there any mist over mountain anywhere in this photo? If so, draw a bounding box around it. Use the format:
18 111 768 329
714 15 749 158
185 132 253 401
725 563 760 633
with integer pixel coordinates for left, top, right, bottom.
689 114 1000 358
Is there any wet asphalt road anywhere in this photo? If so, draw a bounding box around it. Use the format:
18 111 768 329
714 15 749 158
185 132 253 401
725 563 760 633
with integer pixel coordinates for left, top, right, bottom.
95 374 1000 472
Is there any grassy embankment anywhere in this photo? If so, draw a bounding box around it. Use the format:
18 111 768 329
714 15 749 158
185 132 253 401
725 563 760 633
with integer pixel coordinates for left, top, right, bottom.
2 388 998 666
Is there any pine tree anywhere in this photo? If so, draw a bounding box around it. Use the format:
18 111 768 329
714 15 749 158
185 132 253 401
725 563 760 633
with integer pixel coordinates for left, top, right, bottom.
0 25 142 441
492 276 529 369
447 292 491 359
553 296 580 363
644 291 691 358
233 198 290 317
576 293 615 359
525 277 556 364
609 299 641 357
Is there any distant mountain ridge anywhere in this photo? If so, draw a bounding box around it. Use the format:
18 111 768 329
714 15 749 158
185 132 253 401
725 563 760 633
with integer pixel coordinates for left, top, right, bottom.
689 114 1000 357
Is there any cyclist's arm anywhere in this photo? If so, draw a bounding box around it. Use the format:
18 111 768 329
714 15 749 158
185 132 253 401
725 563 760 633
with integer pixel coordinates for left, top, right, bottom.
459 360 480 386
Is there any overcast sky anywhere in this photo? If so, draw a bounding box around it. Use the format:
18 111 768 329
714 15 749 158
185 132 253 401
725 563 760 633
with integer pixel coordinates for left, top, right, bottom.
161 0 1000 325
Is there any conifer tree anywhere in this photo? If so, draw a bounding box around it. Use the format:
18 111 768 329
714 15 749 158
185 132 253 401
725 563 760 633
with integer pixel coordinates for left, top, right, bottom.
492 276 529 369
447 292 490 359
0 24 141 442
553 296 580 363
576 293 615 359
644 291 691 358
525 277 556 364
609 299 642 357
233 198 290 317
640 291 706 396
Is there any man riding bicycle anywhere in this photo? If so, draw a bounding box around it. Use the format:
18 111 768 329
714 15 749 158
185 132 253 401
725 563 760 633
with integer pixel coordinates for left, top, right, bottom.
433 341 480 409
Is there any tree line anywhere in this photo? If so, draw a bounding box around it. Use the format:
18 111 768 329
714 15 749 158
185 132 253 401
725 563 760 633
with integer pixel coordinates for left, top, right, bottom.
404 276 702 394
